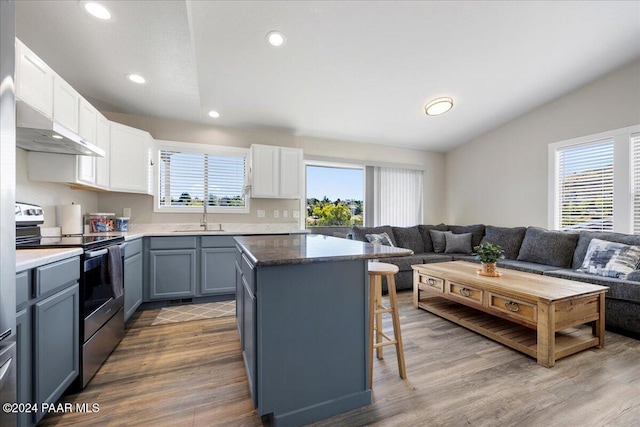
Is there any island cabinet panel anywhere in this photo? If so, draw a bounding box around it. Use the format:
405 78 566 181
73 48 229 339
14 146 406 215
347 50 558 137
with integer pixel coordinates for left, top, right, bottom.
148 249 197 300
242 274 257 406
235 256 244 345
16 308 32 427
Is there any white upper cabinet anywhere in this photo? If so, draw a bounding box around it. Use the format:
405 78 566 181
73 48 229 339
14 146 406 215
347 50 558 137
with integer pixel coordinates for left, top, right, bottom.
15 39 54 118
95 113 110 188
78 98 97 143
250 144 303 199
110 122 153 195
53 75 80 133
279 147 303 198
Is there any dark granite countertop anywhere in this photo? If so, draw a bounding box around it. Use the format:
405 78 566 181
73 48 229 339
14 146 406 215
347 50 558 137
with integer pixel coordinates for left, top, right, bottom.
234 234 413 266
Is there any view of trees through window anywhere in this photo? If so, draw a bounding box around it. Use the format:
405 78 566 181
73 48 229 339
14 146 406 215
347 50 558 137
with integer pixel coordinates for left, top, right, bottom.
306 165 364 227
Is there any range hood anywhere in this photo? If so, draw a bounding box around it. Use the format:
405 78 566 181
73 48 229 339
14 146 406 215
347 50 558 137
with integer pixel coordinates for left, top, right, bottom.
16 101 105 157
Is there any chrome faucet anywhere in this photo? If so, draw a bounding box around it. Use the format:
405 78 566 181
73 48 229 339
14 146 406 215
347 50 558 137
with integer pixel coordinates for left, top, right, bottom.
201 199 208 230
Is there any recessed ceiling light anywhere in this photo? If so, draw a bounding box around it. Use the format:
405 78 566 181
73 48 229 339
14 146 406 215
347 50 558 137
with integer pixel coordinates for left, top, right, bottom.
424 97 454 116
52 134 63 140
266 31 286 47
208 110 220 118
81 1 112 20
126 74 146 84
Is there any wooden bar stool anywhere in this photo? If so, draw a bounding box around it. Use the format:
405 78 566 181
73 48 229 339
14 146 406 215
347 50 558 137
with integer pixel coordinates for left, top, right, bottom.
368 261 407 387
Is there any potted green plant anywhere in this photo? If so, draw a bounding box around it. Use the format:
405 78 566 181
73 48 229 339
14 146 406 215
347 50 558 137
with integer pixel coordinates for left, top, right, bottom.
473 242 505 276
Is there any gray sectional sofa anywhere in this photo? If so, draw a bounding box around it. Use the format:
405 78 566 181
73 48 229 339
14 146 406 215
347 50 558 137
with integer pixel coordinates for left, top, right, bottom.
350 224 640 337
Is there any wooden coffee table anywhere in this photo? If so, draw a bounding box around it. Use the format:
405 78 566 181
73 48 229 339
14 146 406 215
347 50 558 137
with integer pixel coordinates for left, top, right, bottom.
412 261 608 367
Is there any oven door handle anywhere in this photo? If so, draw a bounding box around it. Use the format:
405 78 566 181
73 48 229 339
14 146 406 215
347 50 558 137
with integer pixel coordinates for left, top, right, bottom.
85 242 128 259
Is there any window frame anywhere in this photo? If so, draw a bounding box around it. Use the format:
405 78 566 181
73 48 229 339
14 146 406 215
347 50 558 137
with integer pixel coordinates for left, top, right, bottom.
153 140 250 214
548 124 640 233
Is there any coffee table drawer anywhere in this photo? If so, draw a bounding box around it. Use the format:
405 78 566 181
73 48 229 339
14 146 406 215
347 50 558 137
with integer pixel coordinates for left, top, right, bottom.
488 293 537 323
417 274 444 292
447 281 483 305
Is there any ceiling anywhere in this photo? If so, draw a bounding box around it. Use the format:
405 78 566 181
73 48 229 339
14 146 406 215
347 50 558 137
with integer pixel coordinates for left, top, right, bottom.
15 1 640 152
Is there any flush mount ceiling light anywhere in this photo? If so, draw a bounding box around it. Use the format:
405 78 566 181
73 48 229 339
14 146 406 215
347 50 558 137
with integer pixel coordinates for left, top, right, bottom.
424 97 454 116
126 74 146 84
52 134 63 140
208 110 220 118
80 1 112 20
266 31 286 47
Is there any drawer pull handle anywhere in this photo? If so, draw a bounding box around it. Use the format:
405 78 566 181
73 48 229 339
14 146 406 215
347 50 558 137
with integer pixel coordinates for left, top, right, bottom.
505 301 520 312
428 278 436 286
459 287 471 297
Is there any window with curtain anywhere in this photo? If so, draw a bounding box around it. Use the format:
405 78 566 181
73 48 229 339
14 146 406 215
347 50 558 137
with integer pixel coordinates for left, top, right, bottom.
632 133 640 234
373 167 423 226
157 148 248 212
555 139 614 231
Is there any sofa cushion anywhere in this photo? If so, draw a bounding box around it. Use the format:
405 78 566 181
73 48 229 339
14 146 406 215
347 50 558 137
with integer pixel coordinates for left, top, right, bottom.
448 224 485 248
497 259 563 275
517 227 579 268
352 225 397 246
480 225 527 260
392 226 425 253
423 253 454 264
452 254 480 263
365 232 394 247
384 255 426 272
544 269 640 303
429 230 452 253
418 223 448 252
577 238 640 279
444 232 473 254
571 231 640 270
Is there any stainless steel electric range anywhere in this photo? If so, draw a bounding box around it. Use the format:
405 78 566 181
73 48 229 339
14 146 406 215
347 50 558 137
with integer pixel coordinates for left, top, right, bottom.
16 202 126 389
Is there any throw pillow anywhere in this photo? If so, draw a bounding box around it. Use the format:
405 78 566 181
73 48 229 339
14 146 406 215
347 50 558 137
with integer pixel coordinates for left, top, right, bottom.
517 227 579 268
429 230 452 253
392 226 425 253
352 225 397 246
444 232 473 254
577 238 640 279
448 224 485 248
626 270 640 282
480 225 527 260
418 223 448 252
365 232 395 247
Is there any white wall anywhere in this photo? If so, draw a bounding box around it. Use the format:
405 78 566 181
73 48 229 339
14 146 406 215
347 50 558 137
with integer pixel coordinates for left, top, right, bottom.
101 112 446 225
16 148 99 227
445 59 640 227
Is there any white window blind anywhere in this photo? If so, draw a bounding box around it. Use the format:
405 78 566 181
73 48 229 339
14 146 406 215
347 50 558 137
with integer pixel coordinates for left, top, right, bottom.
632 133 640 234
373 167 423 226
556 139 614 231
158 149 247 210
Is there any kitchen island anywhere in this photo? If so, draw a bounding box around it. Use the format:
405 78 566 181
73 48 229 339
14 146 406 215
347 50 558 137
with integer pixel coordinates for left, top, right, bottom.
233 234 412 427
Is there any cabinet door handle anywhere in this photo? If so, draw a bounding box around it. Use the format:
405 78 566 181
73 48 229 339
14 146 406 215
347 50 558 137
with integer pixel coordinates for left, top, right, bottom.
428 278 436 286
459 287 471 297
505 301 520 312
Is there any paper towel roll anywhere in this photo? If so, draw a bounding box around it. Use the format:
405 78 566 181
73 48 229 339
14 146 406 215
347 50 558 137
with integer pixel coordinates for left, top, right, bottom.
57 204 83 236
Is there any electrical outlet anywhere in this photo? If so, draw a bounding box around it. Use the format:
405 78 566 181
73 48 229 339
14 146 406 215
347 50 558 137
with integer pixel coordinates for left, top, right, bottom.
274 210 280 218
257 210 265 218
293 210 300 218
283 210 289 218
123 208 131 217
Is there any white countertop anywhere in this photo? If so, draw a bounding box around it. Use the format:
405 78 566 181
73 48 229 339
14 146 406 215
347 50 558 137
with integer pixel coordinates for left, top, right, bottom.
16 248 83 272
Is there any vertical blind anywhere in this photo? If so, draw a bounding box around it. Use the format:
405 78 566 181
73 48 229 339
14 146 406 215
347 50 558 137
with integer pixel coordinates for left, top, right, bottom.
556 139 614 231
632 133 640 234
158 149 247 209
373 167 423 226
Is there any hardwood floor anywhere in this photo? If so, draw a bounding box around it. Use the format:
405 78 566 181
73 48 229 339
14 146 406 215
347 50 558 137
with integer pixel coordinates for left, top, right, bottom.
41 291 640 426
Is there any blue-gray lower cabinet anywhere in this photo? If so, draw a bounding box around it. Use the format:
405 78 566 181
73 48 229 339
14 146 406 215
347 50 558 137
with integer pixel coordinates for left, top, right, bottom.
235 246 371 427
34 283 79 424
200 247 236 295
15 308 31 427
235 259 244 345
124 251 143 322
149 249 197 300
